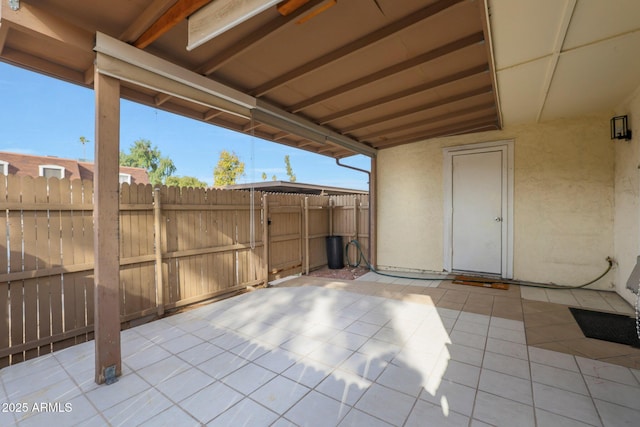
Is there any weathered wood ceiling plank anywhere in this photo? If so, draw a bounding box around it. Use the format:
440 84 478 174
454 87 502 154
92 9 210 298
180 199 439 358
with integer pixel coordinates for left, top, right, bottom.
250 0 465 97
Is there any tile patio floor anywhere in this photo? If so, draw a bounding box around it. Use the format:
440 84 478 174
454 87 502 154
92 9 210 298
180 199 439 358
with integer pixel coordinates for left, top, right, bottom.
1 273 640 426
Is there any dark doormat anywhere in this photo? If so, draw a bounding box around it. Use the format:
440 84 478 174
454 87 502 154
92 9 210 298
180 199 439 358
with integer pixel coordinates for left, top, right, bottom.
569 307 640 348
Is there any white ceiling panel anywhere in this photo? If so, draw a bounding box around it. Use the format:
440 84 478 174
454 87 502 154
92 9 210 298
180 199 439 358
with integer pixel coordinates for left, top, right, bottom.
489 0 569 70
497 57 551 125
541 31 640 121
563 0 640 50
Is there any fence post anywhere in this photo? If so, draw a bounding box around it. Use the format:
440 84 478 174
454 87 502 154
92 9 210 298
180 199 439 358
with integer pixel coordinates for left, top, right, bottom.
262 194 269 285
153 188 164 317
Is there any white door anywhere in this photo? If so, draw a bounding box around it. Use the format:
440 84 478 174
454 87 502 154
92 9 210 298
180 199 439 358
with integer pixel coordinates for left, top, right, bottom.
451 150 503 274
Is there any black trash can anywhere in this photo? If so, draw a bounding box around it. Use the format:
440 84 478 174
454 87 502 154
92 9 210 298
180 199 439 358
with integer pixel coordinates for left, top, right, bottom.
326 236 344 269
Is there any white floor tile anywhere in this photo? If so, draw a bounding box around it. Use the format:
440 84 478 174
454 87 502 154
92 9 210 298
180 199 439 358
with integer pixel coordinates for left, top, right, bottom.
344 320 382 338
159 333 204 354
449 330 487 350
583 375 640 410
316 370 371 406
207 398 279 427
528 346 579 372
576 356 640 386
531 362 588 395
482 351 531 380
285 390 350 427
178 381 243 424
101 387 173 426
593 398 640 427
339 351 388 382
155 367 215 403
534 408 598 427
229 340 272 361
420 379 476 417
473 391 535 427
254 348 301 374
280 335 325 356
250 375 310 415
139 405 200 427
485 337 528 360
85 373 150 412
176 342 225 366
328 330 369 351
282 358 333 389
338 409 393 427
195 351 249 380
447 343 484 367
14 394 96 427
490 317 525 332
122 343 172 371
488 325 527 344
532 383 601 426
442 360 481 388
137 355 191 385
478 369 532 405
355 383 416 426
306 343 354 368
544 289 580 306
221 362 277 395
405 399 470 427
376 363 425 397
453 320 489 337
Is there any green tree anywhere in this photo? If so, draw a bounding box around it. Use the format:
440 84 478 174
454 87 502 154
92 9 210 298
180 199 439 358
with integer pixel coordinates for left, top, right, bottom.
261 172 267 181
213 150 245 186
272 175 277 181
79 136 89 160
165 176 208 188
120 139 176 185
284 155 296 182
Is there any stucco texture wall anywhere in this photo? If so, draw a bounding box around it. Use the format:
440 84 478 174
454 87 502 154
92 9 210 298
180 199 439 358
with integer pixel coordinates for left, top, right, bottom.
614 87 640 305
377 114 615 289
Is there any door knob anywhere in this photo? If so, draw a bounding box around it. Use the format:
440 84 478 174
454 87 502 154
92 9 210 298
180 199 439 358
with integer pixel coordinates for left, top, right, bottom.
494 217 503 222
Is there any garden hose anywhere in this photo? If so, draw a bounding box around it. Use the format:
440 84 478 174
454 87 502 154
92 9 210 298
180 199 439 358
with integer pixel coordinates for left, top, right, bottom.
345 239 614 290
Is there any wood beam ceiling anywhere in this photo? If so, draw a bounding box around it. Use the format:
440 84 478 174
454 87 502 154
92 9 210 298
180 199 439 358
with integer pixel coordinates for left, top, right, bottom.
287 32 485 113
342 85 493 134
317 64 489 125
250 0 465 97
373 115 498 149
196 0 325 75
359 102 496 141
134 0 212 49
120 0 177 43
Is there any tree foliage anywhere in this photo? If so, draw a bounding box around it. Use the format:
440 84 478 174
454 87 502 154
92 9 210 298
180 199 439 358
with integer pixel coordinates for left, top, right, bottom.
120 139 176 185
261 172 267 181
213 150 245 186
165 175 208 188
284 155 296 182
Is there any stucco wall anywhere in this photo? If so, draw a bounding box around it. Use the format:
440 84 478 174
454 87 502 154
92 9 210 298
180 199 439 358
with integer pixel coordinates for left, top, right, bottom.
614 87 640 305
377 114 615 290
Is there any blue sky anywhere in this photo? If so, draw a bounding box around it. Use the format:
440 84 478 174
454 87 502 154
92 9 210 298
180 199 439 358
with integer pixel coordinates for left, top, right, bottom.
0 62 370 189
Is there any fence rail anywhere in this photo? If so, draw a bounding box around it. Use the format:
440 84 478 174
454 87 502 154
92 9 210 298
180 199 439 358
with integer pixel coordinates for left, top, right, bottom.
0 175 368 367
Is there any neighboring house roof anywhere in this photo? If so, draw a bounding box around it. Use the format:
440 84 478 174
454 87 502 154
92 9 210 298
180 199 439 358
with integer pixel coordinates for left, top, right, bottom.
0 152 150 184
224 181 368 196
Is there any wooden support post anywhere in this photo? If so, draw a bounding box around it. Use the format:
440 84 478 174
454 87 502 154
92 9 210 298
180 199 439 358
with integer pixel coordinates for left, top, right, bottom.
93 71 121 385
354 195 359 242
369 157 377 268
304 197 309 275
329 198 333 236
153 188 164 316
262 194 269 285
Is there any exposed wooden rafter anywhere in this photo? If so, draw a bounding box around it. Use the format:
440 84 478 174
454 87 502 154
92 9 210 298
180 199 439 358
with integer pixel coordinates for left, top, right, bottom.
196 0 325 75
317 64 489 125
287 32 485 113
0 25 8 55
373 115 498 149
251 0 465 97
134 0 212 49
120 0 177 43
360 102 496 141
342 85 493 134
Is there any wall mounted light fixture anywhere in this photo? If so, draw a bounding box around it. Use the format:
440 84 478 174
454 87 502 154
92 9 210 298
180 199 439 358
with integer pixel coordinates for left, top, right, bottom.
611 115 632 141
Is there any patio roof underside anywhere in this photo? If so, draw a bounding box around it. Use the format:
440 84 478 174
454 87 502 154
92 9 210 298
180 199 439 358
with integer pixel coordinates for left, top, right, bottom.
0 0 500 159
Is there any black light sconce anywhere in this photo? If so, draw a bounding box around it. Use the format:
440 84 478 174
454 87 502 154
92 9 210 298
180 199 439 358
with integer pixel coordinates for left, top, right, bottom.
611 115 632 141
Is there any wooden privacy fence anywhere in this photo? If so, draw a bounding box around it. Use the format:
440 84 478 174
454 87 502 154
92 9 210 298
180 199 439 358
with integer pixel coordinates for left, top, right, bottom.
0 175 368 366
